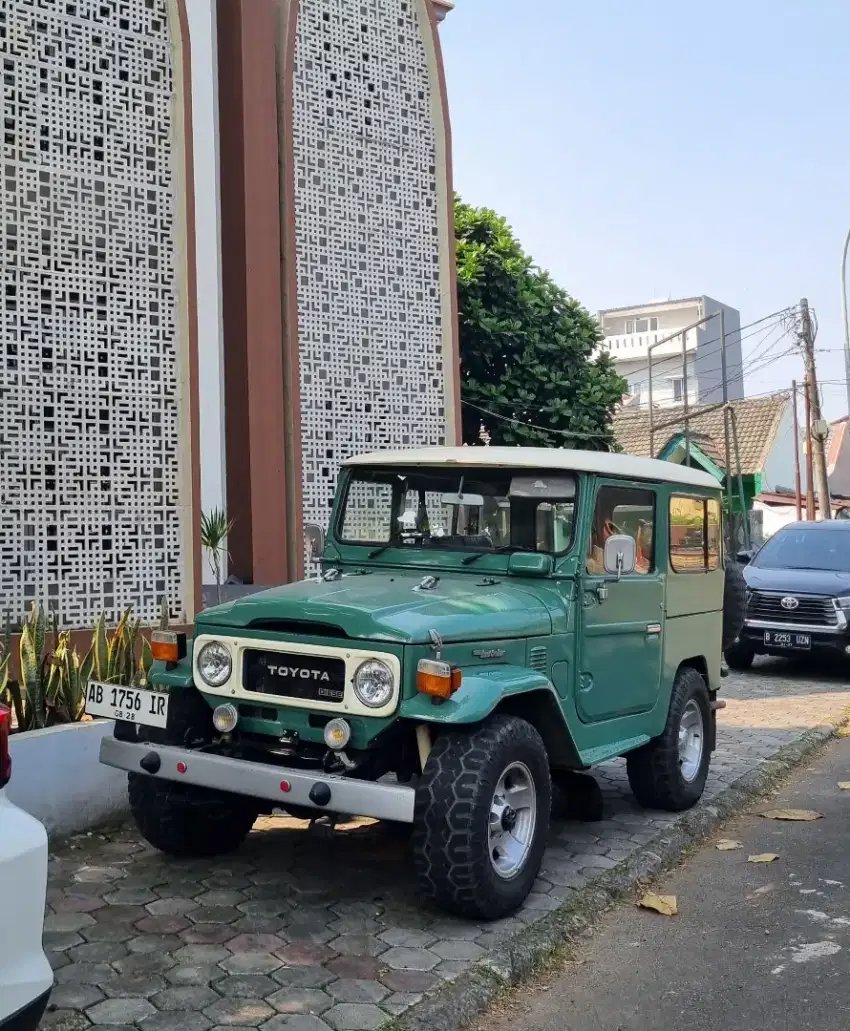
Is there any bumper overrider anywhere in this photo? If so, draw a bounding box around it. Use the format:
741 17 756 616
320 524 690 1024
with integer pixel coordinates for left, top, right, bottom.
99 736 415 823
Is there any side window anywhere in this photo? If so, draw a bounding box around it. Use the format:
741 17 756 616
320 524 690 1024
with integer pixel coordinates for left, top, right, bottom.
707 498 721 570
670 495 722 572
586 486 656 576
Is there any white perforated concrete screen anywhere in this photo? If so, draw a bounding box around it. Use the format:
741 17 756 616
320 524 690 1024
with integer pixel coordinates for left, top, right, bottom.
291 0 451 566
1 0 189 627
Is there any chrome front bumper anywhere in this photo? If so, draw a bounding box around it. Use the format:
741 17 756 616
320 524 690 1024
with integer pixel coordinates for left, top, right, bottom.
745 619 845 635
99 737 415 823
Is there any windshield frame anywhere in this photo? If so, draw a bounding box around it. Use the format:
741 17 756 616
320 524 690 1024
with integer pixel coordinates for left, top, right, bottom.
332 464 581 559
750 525 850 573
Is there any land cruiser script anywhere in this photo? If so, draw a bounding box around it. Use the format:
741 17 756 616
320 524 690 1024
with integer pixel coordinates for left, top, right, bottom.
268 665 331 681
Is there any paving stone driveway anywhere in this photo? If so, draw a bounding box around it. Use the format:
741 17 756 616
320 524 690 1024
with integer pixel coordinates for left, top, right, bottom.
42 659 850 1031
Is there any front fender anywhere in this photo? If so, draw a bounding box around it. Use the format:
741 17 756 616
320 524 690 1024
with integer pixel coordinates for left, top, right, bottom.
149 640 195 689
399 664 558 725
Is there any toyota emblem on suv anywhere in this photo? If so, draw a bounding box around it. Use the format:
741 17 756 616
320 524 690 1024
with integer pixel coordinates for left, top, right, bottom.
780 596 800 610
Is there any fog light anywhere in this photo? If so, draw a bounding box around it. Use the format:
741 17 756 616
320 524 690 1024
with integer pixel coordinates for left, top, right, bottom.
323 718 351 750
212 703 239 734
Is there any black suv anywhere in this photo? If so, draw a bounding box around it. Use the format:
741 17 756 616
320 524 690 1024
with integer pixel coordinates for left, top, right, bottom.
725 521 850 669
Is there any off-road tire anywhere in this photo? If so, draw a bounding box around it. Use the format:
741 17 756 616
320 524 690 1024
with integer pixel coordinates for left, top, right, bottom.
128 773 258 858
626 666 711 812
724 639 755 670
412 715 551 921
722 558 748 651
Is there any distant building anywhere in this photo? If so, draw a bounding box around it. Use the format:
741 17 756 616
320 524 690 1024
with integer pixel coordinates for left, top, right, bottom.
598 296 743 408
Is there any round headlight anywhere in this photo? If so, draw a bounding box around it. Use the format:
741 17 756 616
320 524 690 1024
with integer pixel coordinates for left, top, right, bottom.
353 659 394 709
197 641 232 687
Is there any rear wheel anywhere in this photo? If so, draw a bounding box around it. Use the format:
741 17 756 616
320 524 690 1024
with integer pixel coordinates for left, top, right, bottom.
128 774 258 857
412 715 551 920
626 667 711 811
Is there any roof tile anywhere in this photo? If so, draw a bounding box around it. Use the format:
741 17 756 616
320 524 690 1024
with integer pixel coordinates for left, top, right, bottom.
613 393 789 475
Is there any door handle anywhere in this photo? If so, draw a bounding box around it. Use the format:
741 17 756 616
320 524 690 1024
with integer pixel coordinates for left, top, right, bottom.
646 623 661 636
596 584 609 603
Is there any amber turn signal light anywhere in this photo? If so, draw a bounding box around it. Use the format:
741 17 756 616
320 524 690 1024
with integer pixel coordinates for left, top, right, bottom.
150 630 187 664
416 658 462 699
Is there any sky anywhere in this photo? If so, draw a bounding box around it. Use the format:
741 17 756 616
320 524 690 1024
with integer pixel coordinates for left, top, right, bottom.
439 0 850 419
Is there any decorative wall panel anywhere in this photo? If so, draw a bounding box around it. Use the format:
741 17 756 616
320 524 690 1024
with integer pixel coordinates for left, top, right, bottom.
0 0 189 626
291 0 452 570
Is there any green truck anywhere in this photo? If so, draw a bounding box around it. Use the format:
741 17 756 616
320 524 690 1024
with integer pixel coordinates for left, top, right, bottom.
89 448 734 920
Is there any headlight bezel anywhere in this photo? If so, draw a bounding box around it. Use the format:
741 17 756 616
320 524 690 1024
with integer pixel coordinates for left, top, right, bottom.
352 658 395 709
196 640 233 687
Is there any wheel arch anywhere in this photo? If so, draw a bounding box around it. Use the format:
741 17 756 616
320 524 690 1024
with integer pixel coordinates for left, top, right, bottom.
677 655 709 688
492 689 583 769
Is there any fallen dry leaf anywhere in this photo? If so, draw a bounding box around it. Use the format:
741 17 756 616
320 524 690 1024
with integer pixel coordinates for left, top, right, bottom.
638 892 678 916
716 839 743 850
837 782 850 791
748 853 780 864
760 809 823 822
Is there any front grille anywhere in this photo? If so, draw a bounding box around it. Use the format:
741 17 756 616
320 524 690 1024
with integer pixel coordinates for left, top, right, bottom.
243 651 346 703
748 591 838 627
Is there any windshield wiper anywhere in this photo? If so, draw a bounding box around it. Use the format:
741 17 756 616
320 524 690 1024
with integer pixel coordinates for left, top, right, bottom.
462 545 531 566
368 544 394 559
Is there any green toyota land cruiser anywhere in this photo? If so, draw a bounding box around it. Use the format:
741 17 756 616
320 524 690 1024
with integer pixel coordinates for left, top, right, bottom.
90 447 734 920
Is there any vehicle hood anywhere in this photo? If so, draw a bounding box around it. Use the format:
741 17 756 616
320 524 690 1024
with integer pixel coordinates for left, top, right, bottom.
197 572 555 644
745 565 850 597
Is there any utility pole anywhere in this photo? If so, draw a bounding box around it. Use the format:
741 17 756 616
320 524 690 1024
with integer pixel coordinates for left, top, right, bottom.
804 371 815 520
792 379 802 521
799 298 831 520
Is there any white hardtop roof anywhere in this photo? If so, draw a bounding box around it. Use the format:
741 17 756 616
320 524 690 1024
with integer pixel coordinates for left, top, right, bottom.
344 447 720 489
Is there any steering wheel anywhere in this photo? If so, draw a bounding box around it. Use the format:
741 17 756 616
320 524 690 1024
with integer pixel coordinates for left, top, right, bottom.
602 519 622 539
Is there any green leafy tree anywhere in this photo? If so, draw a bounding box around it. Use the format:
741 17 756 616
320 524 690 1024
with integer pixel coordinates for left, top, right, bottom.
456 198 626 450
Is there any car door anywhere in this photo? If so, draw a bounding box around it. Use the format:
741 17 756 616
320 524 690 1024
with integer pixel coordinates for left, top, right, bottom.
578 480 664 722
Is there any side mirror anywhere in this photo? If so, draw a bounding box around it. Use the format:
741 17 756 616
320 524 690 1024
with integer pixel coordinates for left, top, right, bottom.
507 552 554 578
304 524 325 565
736 549 753 565
603 534 636 578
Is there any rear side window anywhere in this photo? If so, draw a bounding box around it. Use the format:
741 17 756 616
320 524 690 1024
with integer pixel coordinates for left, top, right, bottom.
587 486 656 575
670 496 722 572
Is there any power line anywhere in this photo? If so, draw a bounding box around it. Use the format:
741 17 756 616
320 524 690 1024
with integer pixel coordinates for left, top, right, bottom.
620 337 798 410
461 399 614 442
468 326 795 420
463 383 795 446
622 318 793 395
598 306 796 388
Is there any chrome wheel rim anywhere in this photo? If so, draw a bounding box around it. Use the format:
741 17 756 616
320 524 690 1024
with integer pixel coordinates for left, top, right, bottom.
678 700 704 782
488 761 537 879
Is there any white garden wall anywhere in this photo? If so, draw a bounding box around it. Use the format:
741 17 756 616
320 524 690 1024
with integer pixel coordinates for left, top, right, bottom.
7 722 128 837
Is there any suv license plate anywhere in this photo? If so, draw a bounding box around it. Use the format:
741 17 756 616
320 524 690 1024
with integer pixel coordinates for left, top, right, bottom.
763 631 811 650
85 682 169 727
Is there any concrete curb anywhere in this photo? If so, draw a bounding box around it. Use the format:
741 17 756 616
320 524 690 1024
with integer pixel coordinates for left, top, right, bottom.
388 717 847 1031
8 721 129 836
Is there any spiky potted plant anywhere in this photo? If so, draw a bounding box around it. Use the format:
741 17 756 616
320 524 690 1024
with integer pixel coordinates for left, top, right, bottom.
200 508 234 606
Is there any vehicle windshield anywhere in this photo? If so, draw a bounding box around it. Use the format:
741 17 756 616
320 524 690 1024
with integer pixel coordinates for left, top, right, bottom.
751 527 850 573
338 466 577 555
